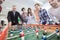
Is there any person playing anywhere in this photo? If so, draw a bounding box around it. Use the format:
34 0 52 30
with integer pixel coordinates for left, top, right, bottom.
34 3 40 24
26 8 36 32
7 5 24 30
48 0 60 25
27 8 36 24
21 7 28 24
34 3 50 25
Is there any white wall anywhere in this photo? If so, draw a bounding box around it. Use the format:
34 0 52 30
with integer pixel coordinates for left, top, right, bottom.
0 0 50 24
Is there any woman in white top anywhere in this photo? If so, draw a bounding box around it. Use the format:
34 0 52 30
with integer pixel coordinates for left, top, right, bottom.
27 8 36 24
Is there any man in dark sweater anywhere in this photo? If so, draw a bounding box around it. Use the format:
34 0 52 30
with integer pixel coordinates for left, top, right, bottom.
7 5 24 27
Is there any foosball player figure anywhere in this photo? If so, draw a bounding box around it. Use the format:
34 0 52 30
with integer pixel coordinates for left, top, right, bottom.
11 26 15 31
10 31 14 37
19 31 25 40
55 28 60 40
42 32 47 40
44 28 47 35
35 28 39 39
18 24 23 32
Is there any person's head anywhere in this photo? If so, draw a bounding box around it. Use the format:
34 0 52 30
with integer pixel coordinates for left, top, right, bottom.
12 5 16 11
0 0 3 4
21 7 26 12
57 0 60 6
48 0 58 8
27 8 32 16
34 3 41 10
58 0 60 2
27 8 32 13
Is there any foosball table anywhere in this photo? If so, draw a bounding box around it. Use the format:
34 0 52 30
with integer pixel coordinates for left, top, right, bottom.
7 24 60 40
0 24 60 40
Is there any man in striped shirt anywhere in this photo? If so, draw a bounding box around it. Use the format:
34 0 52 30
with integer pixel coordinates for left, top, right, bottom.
34 3 50 25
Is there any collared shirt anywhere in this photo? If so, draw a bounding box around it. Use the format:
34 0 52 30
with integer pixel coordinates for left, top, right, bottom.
13 11 16 16
13 11 16 23
38 9 50 23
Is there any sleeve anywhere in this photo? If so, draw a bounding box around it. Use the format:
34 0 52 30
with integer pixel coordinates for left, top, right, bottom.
18 12 24 23
43 9 50 20
7 11 11 22
32 15 35 19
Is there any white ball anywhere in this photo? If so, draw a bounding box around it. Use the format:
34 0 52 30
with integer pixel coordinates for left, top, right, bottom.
33 30 35 31
27 31 29 32
10 34 13 37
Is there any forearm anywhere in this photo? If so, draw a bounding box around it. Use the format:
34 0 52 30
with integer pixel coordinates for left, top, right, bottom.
8 22 12 28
